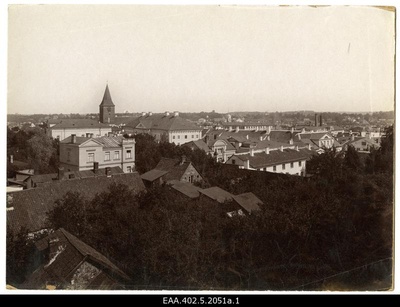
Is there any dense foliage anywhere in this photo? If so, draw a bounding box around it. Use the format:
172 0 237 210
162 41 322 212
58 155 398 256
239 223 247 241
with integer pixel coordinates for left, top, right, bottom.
7 127 59 175
7 127 393 290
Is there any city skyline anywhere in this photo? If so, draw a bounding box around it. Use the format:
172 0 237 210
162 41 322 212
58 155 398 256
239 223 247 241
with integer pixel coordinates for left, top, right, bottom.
8 5 395 114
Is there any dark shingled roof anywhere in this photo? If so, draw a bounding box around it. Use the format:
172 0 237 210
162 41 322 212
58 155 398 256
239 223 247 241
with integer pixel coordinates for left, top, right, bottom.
140 169 169 182
233 192 263 214
31 166 124 185
23 228 129 289
100 84 115 107
51 119 110 129
199 187 234 204
154 157 199 182
182 140 212 153
7 172 145 234
167 180 203 199
126 114 201 132
233 148 315 168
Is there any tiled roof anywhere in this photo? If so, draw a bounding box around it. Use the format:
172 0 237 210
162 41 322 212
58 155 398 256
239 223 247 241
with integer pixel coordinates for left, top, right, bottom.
23 228 128 289
299 132 330 140
268 130 297 143
51 119 110 129
199 187 234 204
234 148 315 168
233 192 263 214
100 85 115 107
183 140 212 153
95 136 125 148
155 157 198 182
7 172 145 234
126 114 201 132
60 136 92 144
221 121 273 127
31 167 124 185
167 180 203 199
141 169 169 182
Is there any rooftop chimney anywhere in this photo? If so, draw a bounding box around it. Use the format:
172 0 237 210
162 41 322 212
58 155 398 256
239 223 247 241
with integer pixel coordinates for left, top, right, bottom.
265 147 270 155
319 115 323 127
165 111 170 116
93 162 99 173
174 111 179 117
71 134 76 144
244 159 250 169
267 134 271 141
235 126 239 133
180 155 186 165
315 114 318 127
280 145 284 152
105 167 111 177
58 167 64 180
291 127 294 133
289 138 293 145
351 133 355 141
308 143 312 150
246 135 249 140
86 133 90 138
259 136 263 141
141 112 146 117
295 145 299 151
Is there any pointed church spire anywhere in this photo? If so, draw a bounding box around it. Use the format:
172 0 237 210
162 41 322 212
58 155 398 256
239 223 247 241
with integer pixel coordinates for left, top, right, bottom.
100 84 115 106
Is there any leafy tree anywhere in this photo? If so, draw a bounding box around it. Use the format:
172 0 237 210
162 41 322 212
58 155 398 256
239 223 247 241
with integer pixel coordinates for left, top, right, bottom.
344 145 362 172
26 131 57 174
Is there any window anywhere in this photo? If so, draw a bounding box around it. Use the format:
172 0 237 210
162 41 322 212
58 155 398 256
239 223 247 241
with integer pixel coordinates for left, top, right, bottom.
290 162 294 168
88 153 94 162
282 164 286 170
362 141 367 146
67 151 71 162
232 159 236 165
185 135 188 139
105 152 110 161
114 151 120 160
273 166 276 171
126 150 132 159
299 161 301 167
173 136 175 139
192 135 194 138
177 135 180 139
196 135 199 138
127 166 132 173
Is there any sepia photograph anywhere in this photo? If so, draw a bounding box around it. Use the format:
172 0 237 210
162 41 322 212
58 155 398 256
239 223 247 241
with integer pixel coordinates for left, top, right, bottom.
3 2 396 294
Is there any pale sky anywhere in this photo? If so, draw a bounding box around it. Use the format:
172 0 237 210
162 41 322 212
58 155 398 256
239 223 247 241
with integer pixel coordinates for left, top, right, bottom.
7 5 395 114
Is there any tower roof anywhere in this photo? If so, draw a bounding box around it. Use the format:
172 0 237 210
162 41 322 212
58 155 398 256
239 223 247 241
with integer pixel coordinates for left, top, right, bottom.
100 84 115 107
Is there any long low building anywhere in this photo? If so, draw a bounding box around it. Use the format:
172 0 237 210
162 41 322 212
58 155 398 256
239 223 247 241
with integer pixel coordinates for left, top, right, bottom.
225 148 315 176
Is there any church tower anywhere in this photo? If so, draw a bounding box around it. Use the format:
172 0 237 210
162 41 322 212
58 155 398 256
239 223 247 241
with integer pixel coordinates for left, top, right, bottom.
99 84 115 124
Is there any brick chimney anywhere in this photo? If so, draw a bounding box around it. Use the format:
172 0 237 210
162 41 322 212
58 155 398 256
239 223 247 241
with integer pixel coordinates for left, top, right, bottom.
71 134 76 144
308 143 312 150
319 115 323 127
58 167 64 180
105 167 111 177
267 134 270 141
265 147 270 155
246 135 249 140
244 159 250 169
280 145 284 152
351 133 355 141
315 114 318 127
93 162 99 173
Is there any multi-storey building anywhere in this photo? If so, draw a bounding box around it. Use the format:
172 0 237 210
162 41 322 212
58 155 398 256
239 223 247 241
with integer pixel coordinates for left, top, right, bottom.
59 134 135 173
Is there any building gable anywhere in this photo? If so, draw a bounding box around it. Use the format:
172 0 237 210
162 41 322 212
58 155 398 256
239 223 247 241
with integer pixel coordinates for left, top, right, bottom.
79 139 104 148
